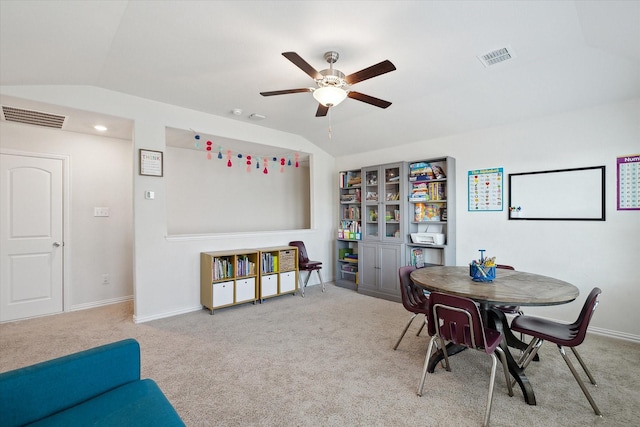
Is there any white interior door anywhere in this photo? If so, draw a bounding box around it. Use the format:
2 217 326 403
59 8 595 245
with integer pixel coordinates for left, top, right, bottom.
0 153 64 321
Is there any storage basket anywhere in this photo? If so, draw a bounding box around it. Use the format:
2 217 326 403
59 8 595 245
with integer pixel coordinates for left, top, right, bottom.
469 265 496 282
279 250 296 271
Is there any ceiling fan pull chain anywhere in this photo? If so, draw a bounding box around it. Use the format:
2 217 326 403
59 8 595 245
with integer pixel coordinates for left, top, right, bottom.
328 108 332 139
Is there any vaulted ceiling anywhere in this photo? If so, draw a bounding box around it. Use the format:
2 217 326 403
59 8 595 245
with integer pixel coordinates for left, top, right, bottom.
1 1 639 157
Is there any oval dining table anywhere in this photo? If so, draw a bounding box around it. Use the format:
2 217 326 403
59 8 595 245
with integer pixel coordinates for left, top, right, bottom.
410 265 579 406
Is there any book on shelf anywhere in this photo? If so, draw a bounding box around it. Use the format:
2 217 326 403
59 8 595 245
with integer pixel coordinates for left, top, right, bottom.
260 253 278 273
340 171 362 188
342 205 361 220
236 256 255 277
411 248 425 268
212 257 233 281
410 181 445 201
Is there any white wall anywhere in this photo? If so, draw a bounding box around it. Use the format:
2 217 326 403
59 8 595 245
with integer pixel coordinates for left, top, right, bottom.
165 146 310 234
0 121 133 309
336 98 640 341
0 85 335 323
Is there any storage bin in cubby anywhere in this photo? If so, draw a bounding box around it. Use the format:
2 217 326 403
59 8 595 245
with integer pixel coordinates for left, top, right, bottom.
279 250 296 271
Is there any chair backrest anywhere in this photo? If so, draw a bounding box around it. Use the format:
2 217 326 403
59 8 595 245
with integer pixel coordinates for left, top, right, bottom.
427 292 487 350
288 241 309 264
398 266 428 313
567 287 602 347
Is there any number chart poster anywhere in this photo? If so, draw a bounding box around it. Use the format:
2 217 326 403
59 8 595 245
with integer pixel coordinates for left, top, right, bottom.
617 154 640 210
468 168 504 211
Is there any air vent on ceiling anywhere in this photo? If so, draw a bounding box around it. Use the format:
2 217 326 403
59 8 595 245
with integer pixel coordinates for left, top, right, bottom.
1 105 66 129
477 46 515 67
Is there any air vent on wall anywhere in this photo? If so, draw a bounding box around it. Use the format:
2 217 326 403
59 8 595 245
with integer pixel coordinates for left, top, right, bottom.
477 46 515 67
1 105 66 129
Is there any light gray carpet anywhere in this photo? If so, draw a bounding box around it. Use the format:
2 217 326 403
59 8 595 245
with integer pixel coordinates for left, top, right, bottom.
1 284 638 426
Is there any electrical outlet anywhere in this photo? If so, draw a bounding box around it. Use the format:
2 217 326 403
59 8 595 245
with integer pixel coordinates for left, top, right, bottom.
101 274 110 285
94 207 110 217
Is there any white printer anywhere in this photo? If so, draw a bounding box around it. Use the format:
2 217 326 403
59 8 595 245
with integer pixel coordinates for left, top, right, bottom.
410 224 445 245
411 232 445 245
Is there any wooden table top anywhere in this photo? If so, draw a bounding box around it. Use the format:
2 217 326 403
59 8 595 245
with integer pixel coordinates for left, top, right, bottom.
410 266 579 306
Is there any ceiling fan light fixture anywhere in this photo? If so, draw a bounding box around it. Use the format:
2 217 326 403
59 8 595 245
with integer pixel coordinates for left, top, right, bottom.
313 86 347 107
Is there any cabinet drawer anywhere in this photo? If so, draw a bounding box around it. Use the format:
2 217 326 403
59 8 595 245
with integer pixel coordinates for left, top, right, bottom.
261 274 278 298
236 277 256 302
212 281 234 307
280 271 296 293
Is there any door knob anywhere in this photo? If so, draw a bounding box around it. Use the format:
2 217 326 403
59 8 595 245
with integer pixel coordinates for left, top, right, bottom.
53 242 62 247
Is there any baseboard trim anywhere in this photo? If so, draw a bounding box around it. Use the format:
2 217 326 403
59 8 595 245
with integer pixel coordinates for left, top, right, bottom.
588 326 640 343
133 305 203 324
69 295 133 312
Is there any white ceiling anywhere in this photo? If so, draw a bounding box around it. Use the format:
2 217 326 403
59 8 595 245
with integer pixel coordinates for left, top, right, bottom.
1 1 639 157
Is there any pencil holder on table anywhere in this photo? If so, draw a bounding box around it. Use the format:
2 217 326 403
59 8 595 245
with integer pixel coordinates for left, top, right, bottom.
469 265 496 282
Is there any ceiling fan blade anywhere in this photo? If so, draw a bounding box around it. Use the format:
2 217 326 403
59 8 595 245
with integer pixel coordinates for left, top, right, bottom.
345 60 396 85
315 104 329 117
260 88 313 96
282 52 322 80
347 91 392 109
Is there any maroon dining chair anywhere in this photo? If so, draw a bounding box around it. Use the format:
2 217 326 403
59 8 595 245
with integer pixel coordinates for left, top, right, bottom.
510 287 602 416
393 266 429 350
418 292 513 427
288 241 324 297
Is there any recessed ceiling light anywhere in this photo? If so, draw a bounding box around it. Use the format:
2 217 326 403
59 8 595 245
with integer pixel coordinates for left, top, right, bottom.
94 125 108 131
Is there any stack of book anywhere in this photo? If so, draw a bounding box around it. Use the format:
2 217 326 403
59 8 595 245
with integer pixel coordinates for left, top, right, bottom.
261 253 278 273
409 181 445 201
212 257 233 280
236 256 256 277
410 248 425 268
409 162 446 182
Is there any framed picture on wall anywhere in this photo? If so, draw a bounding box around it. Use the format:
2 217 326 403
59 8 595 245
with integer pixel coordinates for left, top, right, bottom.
139 149 163 177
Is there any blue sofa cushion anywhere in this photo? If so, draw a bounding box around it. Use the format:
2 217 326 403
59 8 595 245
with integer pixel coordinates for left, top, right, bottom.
26 379 184 427
0 339 183 427
1 339 141 426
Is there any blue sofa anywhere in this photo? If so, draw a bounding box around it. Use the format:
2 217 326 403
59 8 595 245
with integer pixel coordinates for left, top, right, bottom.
0 338 184 426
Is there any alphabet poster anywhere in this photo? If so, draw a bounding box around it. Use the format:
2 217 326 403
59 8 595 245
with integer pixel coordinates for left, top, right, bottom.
617 154 640 210
468 168 503 211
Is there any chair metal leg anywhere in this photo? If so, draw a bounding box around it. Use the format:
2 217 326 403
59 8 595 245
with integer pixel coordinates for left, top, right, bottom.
393 313 417 350
298 272 306 297
558 345 602 416
484 353 498 427
416 316 426 336
417 335 437 396
571 347 597 385
439 337 451 371
300 271 313 297
299 270 323 297
495 347 514 397
315 269 325 292
517 337 543 369
511 337 543 388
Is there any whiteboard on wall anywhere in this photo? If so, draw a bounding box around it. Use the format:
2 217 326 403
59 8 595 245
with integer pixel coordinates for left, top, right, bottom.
508 166 605 221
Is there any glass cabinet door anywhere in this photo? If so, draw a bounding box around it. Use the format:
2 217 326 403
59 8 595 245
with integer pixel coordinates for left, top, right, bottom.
363 168 380 240
383 165 402 241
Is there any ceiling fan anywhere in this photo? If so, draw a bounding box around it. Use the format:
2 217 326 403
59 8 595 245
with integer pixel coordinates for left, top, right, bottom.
260 51 396 117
